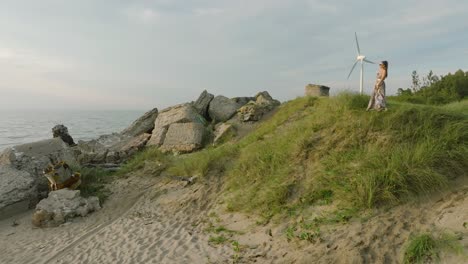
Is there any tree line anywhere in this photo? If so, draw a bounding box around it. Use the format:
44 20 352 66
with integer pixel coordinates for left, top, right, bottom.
394 69 468 105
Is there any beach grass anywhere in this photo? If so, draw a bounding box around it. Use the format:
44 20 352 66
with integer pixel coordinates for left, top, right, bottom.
403 232 464 263
117 146 168 176
162 93 467 220
78 167 114 203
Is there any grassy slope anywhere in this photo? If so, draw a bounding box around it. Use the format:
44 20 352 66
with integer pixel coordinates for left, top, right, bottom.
166 93 468 220
441 99 468 115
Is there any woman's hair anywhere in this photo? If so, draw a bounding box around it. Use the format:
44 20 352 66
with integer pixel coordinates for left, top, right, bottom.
381 61 388 77
381 61 388 69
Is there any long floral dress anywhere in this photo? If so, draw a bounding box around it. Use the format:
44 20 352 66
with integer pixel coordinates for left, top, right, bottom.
367 71 386 111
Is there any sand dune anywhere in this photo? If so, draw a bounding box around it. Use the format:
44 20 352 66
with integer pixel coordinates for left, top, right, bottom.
1 175 466 264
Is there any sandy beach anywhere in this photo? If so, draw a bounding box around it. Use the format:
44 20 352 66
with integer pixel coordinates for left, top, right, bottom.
1 170 467 264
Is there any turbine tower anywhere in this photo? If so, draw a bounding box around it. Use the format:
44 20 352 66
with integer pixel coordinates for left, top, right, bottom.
347 32 375 95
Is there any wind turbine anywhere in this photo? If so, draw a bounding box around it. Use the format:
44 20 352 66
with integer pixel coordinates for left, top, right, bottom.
347 32 375 95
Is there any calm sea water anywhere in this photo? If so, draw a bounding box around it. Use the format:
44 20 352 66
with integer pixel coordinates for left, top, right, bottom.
0 110 144 151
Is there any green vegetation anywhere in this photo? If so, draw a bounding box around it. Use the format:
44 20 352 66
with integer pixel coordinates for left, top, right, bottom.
403 232 464 263
226 94 467 217
205 224 240 235
285 222 322 243
78 167 114 203
166 145 238 177
392 69 468 105
84 89 467 224
162 93 467 221
208 235 228 245
442 99 468 116
118 146 168 176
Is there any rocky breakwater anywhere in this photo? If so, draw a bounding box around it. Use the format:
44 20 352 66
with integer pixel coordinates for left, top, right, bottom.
76 90 280 159
0 90 280 220
147 90 280 152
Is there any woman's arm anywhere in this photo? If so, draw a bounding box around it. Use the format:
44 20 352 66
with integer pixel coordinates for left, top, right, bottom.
376 69 387 87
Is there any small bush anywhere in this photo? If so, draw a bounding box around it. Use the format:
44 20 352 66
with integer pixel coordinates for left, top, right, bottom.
78 167 114 203
404 234 438 263
118 147 168 176
166 145 238 177
403 233 463 264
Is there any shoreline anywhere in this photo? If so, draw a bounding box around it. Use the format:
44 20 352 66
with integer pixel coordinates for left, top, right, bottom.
0 109 144 152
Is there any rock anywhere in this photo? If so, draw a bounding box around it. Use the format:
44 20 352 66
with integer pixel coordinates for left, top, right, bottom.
238 102 263 121
213 123 235 144
120 133 152 156
73 108 159 166
232 97 255 107
238 91 280 122
0 166 36 220
305 84 330 97
121 108 158 137
0 138 78 217
255 91 277 104
75 133 125 165
148 104 205 147
0 138 78 168
75 130 152 166
155 104 204 129
0 138 78 192
32 189 100 228
192 90 214 119
160 122 207 153
208 96 243 123
52 125 76 146
147 127 168 147
148 127 168 147
105 151 120 164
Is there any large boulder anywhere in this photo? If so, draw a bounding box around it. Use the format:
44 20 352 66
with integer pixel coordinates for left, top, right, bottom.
52 125 76 146
213 123 236 145
0 166 36 220
119 133 152 156
121 108 158 137
32 189 100 227
208 96 243 123
232 97 255 106
74 108 158 165
255 91 279 104
160 122 207 153
147 104 206 147
74 133 124 164
238 91 280 122
0 138 77 217
192 90 214 119
75 132 152 165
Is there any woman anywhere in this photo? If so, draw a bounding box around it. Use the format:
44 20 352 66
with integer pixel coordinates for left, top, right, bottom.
367 61 388 111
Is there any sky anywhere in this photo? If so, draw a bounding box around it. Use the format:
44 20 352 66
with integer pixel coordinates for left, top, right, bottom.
0 0 467 110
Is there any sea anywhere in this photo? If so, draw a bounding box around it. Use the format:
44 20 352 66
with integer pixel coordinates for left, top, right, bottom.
0 110 144 151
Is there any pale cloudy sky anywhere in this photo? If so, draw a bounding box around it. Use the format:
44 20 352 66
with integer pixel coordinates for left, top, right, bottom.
0 0 467 110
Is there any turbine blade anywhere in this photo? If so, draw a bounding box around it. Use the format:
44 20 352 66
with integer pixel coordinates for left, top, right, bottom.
347 60 359 79
355 32 361 55
364 58 375 64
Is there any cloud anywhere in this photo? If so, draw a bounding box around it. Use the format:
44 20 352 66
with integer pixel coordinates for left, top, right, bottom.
124 7 160 24
396 4 463 26
193 8 224 17
0 46 72 73
306 0 339 14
